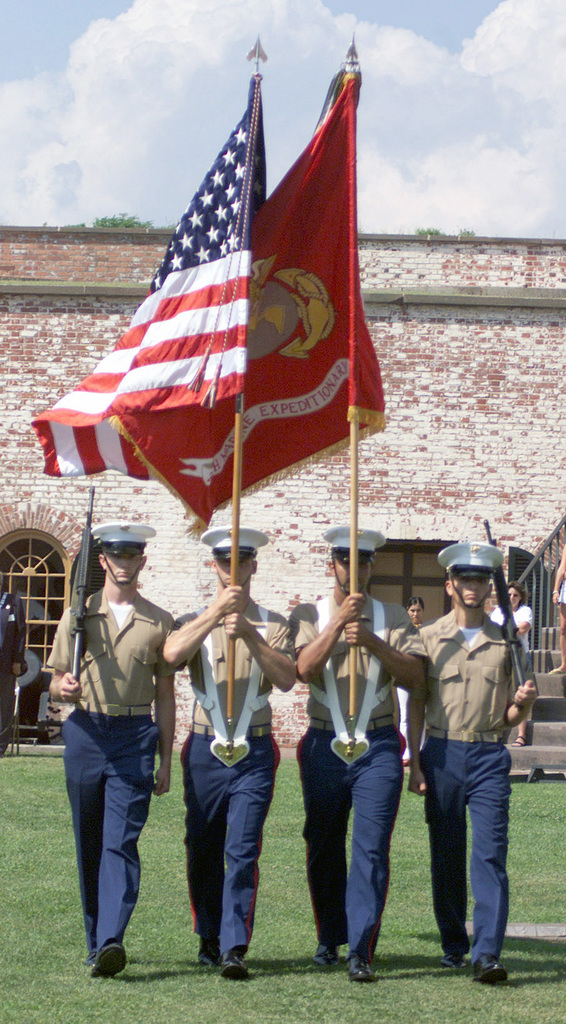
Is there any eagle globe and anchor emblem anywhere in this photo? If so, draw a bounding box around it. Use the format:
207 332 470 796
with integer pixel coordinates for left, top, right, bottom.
246 254 335 360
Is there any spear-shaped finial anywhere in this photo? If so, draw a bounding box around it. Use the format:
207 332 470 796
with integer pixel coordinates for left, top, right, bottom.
342 36 360 75
246 36 268 73
315 37 361 131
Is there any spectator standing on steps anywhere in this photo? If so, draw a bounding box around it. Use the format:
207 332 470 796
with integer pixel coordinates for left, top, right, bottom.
551 546 566 674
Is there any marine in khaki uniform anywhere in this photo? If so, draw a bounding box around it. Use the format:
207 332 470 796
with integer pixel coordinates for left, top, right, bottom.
408 542 536 984
290 526 425 982
49 522 176 978
163 527 295 981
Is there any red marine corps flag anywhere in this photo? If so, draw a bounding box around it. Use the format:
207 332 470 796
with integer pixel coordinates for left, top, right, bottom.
33 48 384 527
238 44 385 497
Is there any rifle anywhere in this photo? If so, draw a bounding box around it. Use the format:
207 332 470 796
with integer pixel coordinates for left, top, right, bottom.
483 519 526 688
71 487 95 679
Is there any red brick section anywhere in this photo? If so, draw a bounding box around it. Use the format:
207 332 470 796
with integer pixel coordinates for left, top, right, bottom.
0 226 168 283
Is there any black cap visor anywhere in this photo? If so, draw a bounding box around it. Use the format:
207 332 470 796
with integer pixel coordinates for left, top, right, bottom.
332 547 375 564
101 541 145 557
213 546 256 560
449 565 492 579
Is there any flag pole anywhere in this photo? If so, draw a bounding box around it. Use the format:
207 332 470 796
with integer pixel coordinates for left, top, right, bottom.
345 42 361 755
347 417 359 752
224 48 266 758
226 393 244 754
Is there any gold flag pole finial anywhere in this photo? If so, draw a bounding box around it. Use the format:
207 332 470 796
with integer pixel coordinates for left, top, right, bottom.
247 36 268 73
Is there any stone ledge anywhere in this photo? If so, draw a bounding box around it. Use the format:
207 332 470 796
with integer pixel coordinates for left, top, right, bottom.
2 280 566 309
363 285 566 310
0 279 144 298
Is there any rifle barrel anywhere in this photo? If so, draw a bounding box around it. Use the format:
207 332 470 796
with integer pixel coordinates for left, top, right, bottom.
71 487 95 679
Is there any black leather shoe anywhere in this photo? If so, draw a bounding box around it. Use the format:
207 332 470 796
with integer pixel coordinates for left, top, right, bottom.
313 943 339 966
472 954 508 984
91 941 127 977
220 948 249 980
441 953 466 968
348 954 375 983
198 938 221 966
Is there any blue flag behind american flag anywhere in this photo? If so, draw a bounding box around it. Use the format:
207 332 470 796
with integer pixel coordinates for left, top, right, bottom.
33 74 266 480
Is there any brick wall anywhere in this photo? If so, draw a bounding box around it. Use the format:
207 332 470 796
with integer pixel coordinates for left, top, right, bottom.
1 227 565 746
0 226 166 283
358 235 566 289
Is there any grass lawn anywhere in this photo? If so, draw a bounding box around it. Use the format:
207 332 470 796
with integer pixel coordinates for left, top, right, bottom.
1 753 565 1024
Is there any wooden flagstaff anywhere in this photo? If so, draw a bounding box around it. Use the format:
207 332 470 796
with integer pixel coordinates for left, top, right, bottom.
347 417 359 752
346 43 362 754
223 41 267 757
225 393 244 753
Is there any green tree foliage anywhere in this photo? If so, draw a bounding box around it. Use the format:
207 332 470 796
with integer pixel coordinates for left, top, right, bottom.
92 213 154 229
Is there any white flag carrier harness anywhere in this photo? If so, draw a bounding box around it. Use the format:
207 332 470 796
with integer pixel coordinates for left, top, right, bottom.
310 597 390 744
192 606 270 748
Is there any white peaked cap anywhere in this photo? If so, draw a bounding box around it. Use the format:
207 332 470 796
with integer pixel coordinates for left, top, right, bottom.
438 541 504 573
201 526 269 553
323 525 386 553
92 522 156 545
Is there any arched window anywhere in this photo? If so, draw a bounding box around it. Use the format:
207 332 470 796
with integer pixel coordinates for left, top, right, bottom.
0 530 71 667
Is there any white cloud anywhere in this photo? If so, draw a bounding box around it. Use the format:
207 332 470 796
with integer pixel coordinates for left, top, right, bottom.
0 0 565 238
356 0 566 236
462 0 566 100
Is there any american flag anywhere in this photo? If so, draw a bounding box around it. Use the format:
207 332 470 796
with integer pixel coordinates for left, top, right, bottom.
33 74 265 479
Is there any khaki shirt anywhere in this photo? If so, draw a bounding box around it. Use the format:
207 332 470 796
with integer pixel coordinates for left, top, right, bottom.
178 598 295 728
48 590 175 709
290 594 425 722
418 610 529 735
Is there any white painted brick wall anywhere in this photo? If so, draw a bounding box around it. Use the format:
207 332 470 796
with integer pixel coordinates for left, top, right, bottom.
2 227 566 744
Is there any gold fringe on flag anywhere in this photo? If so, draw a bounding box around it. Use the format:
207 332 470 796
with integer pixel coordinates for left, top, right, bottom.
347 406 386 431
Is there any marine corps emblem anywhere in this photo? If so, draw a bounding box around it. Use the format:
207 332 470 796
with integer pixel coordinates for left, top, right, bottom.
247 255 336 360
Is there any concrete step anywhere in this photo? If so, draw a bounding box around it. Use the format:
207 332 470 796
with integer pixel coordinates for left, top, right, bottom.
531 649 552 673
531 696 566 722
533 650 564 670
541 627 561 650
532 672 566 698
526 721 566 745
506 740 566 773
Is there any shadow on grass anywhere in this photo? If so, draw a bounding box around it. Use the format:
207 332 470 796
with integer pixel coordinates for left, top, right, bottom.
377 932 566 986
113 956 318 983
101 934 566 985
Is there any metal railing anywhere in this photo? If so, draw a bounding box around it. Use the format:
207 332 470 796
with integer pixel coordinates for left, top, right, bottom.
517 514 566 654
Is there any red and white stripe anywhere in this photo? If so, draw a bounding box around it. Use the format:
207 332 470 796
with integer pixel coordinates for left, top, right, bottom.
33 250 250 477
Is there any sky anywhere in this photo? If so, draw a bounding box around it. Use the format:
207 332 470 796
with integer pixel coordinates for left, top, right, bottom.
0 0 565 238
